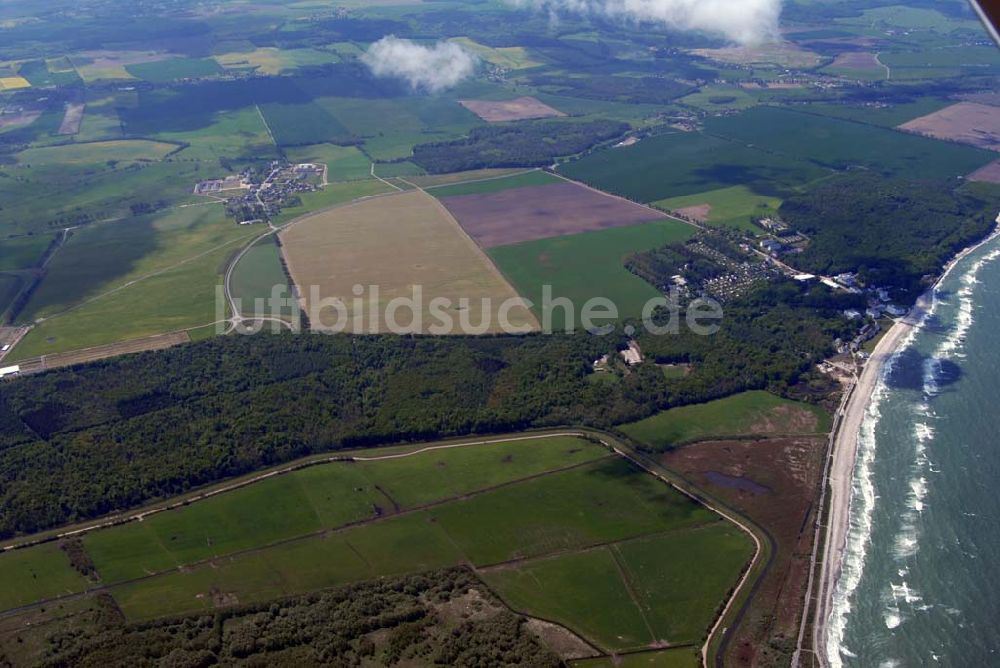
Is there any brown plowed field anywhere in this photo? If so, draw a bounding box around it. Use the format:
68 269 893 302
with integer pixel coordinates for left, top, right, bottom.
439 181 666 248
899 102 1000 151
459 96 565 122
969 158 1000 184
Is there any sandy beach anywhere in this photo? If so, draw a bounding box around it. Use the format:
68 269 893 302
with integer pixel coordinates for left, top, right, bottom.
813 220 1000 665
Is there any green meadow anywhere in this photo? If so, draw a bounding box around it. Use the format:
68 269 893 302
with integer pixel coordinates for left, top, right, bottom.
652 185 781 233
489 220 695 330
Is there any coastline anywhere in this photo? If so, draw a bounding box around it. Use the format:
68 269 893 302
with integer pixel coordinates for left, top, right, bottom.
813 219 1000 666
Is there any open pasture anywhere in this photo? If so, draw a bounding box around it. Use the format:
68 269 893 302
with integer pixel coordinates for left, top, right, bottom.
620 391 832 450
10 206 252 359
125 57 223 82
899 102 1000 152
282 143 371 181
560 131 828 204
689 42 822 69
450 38 542 70
279 190 537 333
489 220 694 330
823 51 887 80
439 180 667 248
652 185 781 233
705 106 997 180
460 96 565 122
483 523 753 651
15 139 178 166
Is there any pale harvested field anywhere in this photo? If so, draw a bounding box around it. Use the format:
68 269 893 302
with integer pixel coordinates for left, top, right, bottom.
57 102 86 135
690 42 822 69
439 181 665 248
280 191 538 334
0 109 41 129
969 159 1000 183
674 204 712 223
829 51 881 70
459 97 565 123
899 102 1000 151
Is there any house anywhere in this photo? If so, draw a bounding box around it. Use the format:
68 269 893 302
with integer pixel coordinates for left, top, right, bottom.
886 304 908 317
620 341 643 366
843 309 862 320
760 239 783 255
0 365 20 379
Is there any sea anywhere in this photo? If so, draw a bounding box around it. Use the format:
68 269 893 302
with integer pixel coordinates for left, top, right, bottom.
827 232 1000 667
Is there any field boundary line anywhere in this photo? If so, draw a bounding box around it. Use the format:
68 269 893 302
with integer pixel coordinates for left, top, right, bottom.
255 104 277 146
596 438 764 668
420 168 541 191
609 543 659 645
547 170 704 231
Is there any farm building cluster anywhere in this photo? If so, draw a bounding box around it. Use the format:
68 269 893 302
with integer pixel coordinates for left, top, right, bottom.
195 161 326 224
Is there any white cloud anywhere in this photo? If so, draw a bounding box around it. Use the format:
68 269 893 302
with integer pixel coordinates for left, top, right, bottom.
362 36 479 93
512 0 783 45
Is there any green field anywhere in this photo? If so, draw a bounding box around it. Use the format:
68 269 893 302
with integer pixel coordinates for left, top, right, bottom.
260 101 353 146
0 543 90 611
0 434 748 655
0 234 52 271
125 57 224 82
428 169 560 197
10 206 253 358
800 98 953 128
229 237 292 318
620 391 832 449
559 131 828 203
82 436 609 584
282 143 371 181
704 106 996 180
489 220 696 330
652 185 781 233
484 524 752 651
15 139 178 166
0 273 25 315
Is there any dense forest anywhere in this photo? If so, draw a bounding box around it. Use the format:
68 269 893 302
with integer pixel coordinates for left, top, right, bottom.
11 569 560 667
411 120 629 173
780 176 1000 300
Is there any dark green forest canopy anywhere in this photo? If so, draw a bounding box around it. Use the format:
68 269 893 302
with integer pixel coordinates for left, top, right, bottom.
780 177 1000 298
411 120 629 174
